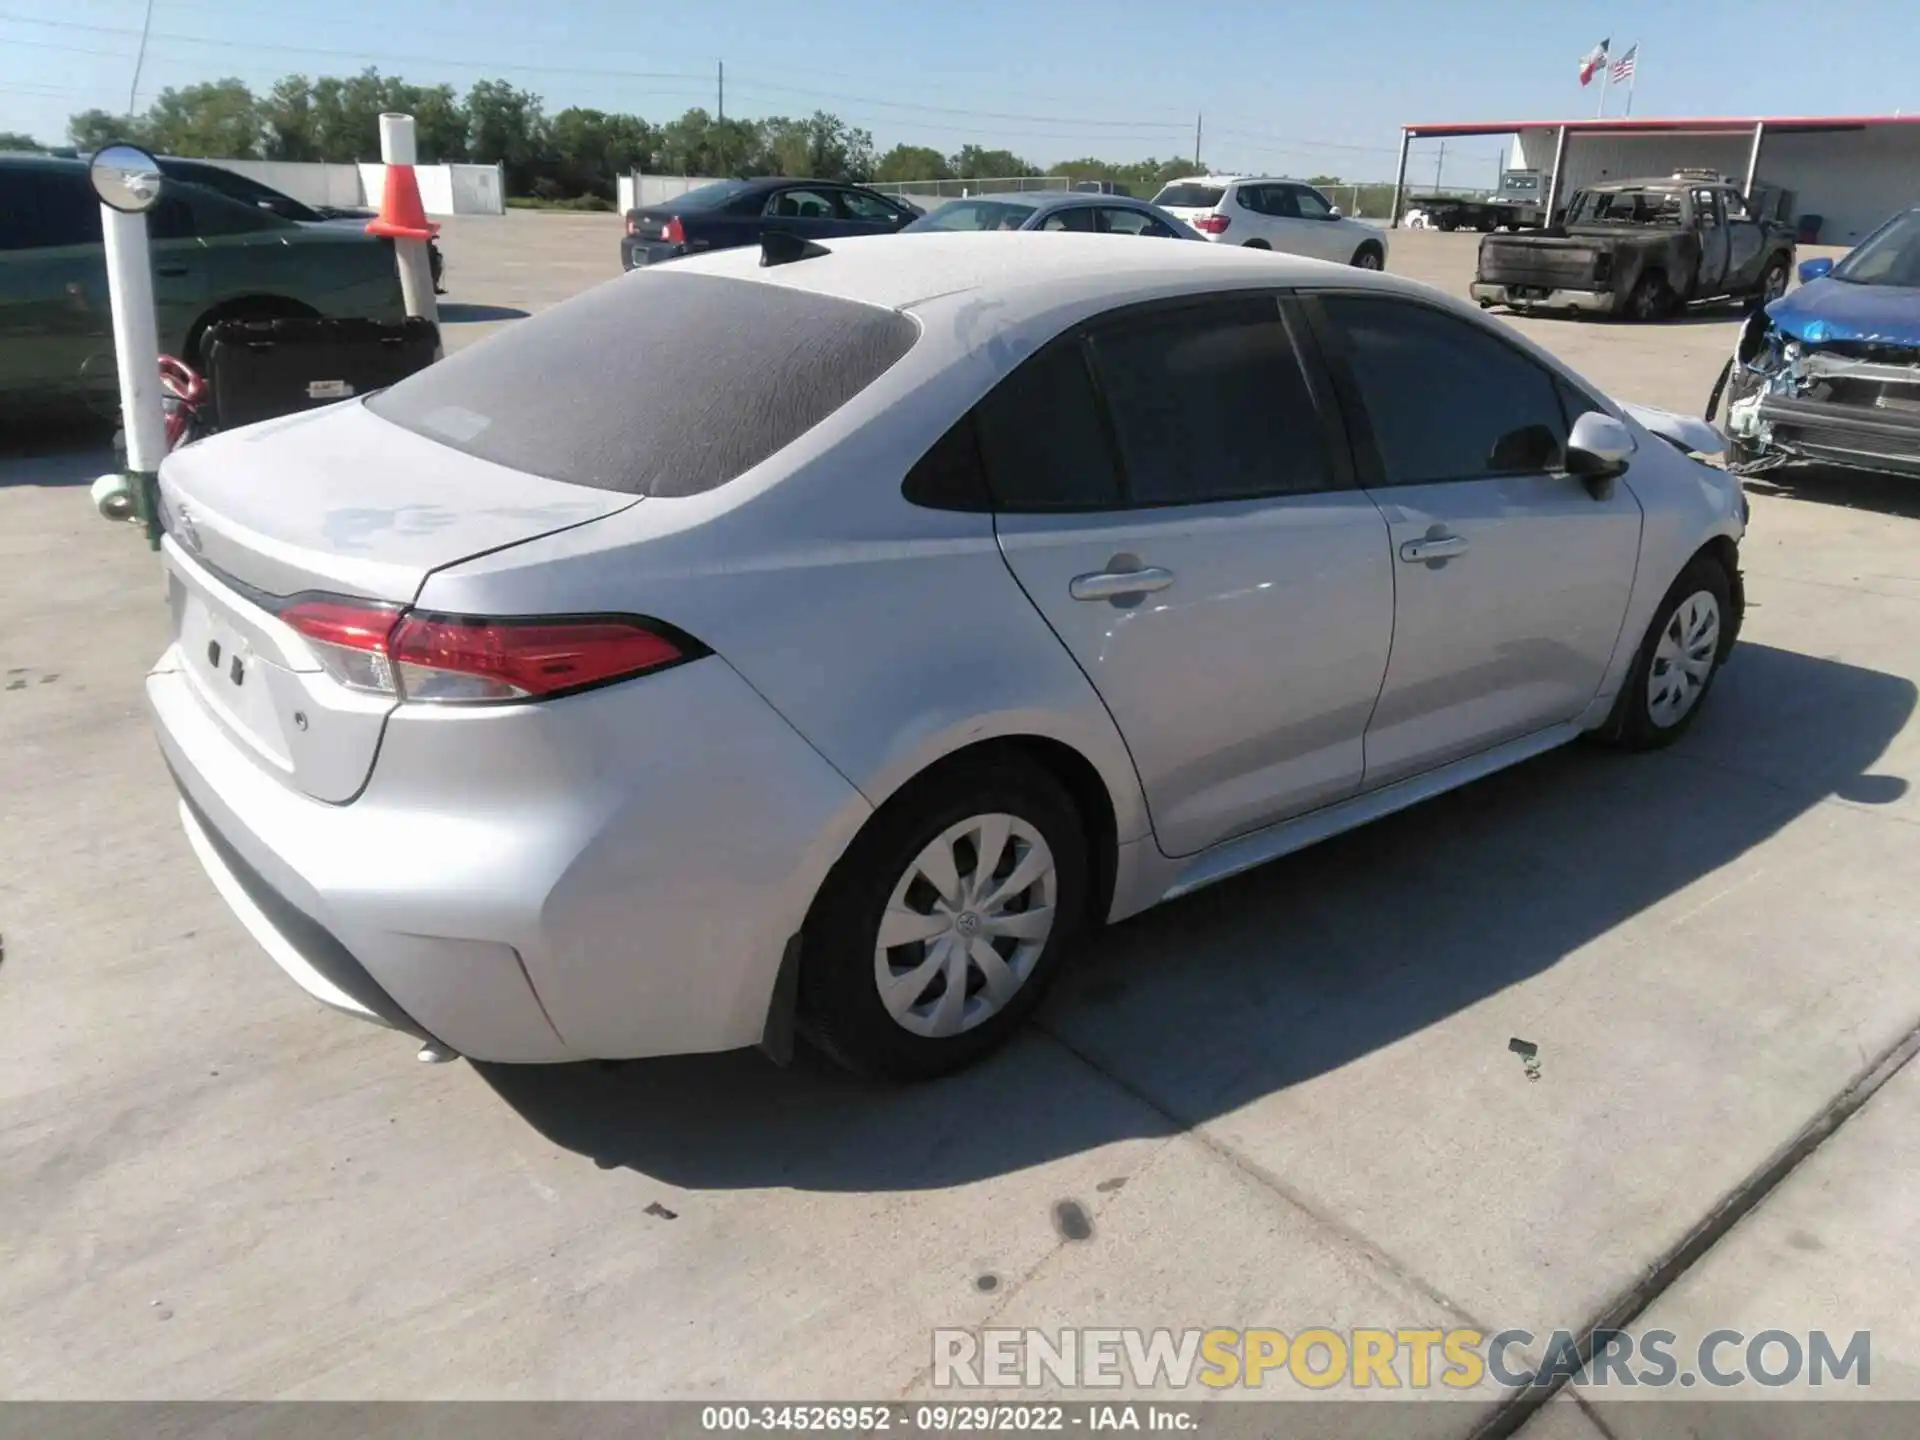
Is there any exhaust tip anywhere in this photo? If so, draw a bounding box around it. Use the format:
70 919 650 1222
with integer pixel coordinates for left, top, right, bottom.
416 1041 461 1065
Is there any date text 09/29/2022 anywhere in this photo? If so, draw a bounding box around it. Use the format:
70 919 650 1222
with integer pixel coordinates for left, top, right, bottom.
701 1405 1196 1431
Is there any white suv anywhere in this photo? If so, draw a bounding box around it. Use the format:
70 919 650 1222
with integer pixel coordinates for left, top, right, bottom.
1152 175 1388 269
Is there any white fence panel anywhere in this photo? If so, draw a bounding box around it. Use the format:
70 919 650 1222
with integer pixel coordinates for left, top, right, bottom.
187 158 363 208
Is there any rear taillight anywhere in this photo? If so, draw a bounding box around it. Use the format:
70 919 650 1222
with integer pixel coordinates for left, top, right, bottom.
279 598 698 704
663 216 686 245
1195 213 1230 235
625 216 638 236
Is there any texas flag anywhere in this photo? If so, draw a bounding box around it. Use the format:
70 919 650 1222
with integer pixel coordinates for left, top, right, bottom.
1579 38 1611 85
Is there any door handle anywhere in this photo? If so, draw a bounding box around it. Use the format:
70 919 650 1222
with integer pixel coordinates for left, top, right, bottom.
155 264 190 277
1069 566 1175 602
1399 534 1469 563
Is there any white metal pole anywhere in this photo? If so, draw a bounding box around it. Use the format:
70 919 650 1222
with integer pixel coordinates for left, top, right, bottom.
1624 52 1638 117
1389 128 1412 227
377 112 438 325
101 206 166 476
1596 62 1611 119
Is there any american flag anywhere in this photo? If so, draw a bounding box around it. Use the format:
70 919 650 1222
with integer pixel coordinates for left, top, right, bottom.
1611 45 1638 82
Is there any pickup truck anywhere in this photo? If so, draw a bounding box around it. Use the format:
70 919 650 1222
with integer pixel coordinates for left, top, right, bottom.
1470 174 1797 320
620 176 918 269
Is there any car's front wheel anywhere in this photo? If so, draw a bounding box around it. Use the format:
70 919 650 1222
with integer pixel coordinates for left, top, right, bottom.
799 754 1088 1080
1597 554 1734 750
1351 242 1384 270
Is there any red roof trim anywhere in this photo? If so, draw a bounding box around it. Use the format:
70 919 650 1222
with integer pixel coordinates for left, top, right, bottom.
1403 114 1920 137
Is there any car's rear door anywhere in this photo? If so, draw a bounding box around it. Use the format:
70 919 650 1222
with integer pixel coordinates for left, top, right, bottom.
0 167 109 407
988 292 1395 857
1095 206 1181 239
763 185 847 242
1305 291 1642 788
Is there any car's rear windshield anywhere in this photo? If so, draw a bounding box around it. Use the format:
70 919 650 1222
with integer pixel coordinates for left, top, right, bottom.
659 179 756 212
366 270 918 496
1152 184 1225 208
1568 188 1684 227
906 200 1039 232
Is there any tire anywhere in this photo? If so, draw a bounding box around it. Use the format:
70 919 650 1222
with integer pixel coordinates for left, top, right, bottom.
1351 243 1384 270
1242 239 1271 250
1746 257 1789 314
1436 214 1458 232
188 299 317 370
1595 555 1734 750
1623 272 1671 322
798 754 1090 1080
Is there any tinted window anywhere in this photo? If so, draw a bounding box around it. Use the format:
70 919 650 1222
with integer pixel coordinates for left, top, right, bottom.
902 414 993 511
1292 186 1333 219
0 168 101 249
840 189 900 222
1089 297 1330 504
667 179 756 211
973 338 1123 511
1099 207 1176 237
178 184 297 237
1152 183 1225 208
907 200 1038 232
766 188 836 219
1040 206 1096 232
160 162 319 221
368 270 917 496
1834 208 1920 286
1321 295 1568 484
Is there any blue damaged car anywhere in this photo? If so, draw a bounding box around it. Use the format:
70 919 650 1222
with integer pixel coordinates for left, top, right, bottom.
1719 206 1920 477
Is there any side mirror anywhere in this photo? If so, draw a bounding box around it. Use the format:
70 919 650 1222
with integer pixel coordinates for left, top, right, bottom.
1327 206 1342 219
1566 411 1635 496
1797 256 1833 284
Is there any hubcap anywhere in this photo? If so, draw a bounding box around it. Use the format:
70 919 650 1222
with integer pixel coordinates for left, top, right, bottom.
1647 590 1721 728
873 813 1057 1038
1766 267 1787 302
1357 251 1381 269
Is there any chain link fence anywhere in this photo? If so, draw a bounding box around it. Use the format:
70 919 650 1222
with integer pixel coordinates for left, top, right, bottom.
869 176 1069 201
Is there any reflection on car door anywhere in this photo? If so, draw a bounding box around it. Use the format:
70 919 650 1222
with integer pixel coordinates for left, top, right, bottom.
1308 292 1642 787
987 294 1395 856
1691 188 1731 294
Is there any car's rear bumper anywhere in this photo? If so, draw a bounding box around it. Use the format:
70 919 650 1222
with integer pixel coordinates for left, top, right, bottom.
620 236 689 270
1471 282 1618 314
149 649 873 1063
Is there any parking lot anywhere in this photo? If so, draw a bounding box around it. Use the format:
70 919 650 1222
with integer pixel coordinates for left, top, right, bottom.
4 214 1918 1434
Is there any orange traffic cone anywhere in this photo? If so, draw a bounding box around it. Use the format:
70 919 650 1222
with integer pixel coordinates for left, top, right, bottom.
365 161 440 242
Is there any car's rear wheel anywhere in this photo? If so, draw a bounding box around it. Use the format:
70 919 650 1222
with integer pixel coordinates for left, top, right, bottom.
799 754 1088 1080
1242 238 1271 250
1624 273 1672 322
1596 555 1733 750
1351 243 1384 270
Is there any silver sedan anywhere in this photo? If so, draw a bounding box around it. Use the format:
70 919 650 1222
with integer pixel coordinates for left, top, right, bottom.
903 190 1204 240
149 232 1746 1080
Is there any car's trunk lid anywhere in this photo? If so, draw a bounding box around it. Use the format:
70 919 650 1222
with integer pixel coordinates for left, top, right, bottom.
155 400 637 801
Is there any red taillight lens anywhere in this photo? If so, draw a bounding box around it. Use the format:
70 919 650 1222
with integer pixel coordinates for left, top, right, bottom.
280 598 403 694
663 216 686 245
1195 213 1230 235
278 597 695 704
391 615 687 702
625 217 638 236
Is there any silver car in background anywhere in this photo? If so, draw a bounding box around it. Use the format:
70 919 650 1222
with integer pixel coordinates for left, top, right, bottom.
903 190 1203 240
149 233 1746 1081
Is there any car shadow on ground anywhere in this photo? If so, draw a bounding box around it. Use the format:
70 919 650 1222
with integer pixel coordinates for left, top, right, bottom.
480 640 1915 1191
0 431 113 488
1744 463 1920 522
436 302 532 324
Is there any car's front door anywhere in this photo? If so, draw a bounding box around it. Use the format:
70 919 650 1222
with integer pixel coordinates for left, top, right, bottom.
1721 189 1767 288
1095 206 1180 239
1691 187 1732 295
1038 205 1098 233
1285 184 1350 261
988 293 1395 857
836 187 914 237
1307 291 1643 788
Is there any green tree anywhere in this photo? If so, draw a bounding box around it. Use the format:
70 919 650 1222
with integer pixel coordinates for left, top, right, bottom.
0 131 47 152
546 107 655 197
874 144 951 183
758 111 873 181
465 79 546 191
141 79 261 157
259 75 320 160
407 83 468 162
951 145 1038 181
68 110 136 150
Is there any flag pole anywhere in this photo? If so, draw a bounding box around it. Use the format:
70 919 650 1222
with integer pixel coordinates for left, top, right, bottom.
1596 60 1611 118
1624 47 1638 116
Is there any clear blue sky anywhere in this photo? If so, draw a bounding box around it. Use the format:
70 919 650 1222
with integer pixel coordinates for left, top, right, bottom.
4 0 1914 186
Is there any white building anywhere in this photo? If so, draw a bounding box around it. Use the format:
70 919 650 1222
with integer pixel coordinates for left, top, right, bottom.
1391 114 1920 246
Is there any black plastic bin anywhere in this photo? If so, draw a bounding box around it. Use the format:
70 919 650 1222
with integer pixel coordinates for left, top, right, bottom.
202 316 441 430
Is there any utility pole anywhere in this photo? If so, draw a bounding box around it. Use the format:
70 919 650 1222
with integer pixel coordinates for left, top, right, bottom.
1434 140 1446 192
716 61 726 176
1194 113 1203 170
717 60 725 123
126 0 155 117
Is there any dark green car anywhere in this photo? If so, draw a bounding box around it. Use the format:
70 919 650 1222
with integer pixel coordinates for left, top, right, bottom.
1 153 407 413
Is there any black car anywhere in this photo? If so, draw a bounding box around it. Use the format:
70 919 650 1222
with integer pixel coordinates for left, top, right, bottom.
620 177 919 270
154 157 446 293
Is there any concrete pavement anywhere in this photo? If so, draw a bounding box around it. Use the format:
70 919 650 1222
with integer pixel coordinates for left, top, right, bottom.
3 219 1918 1432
